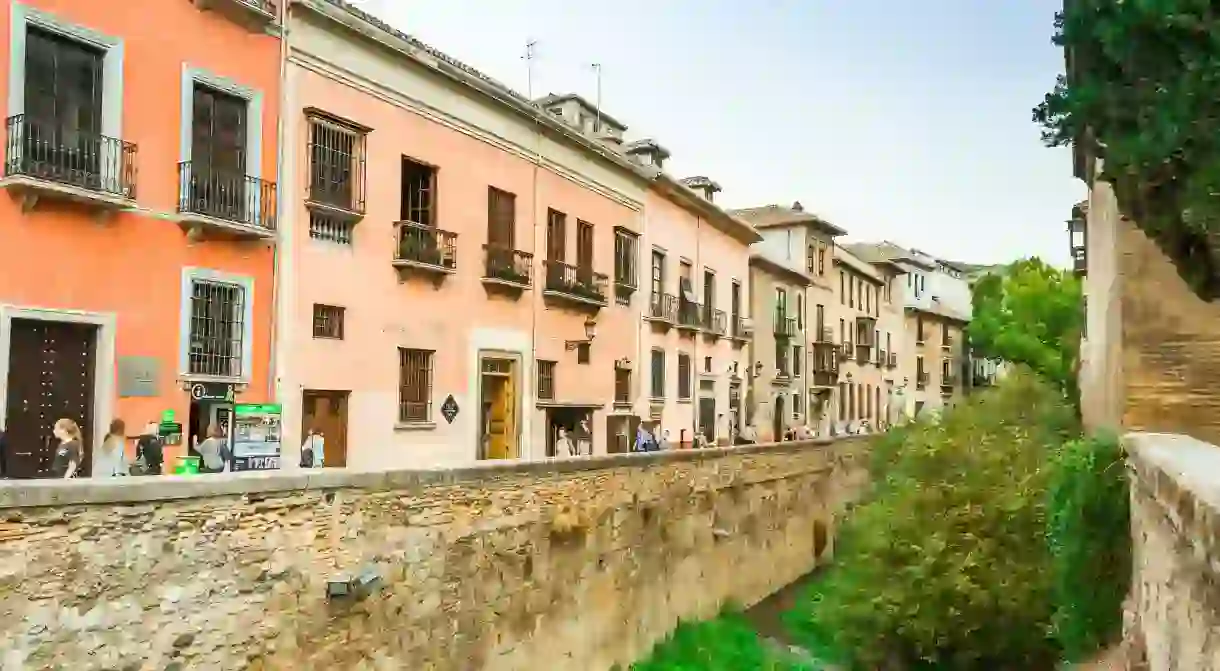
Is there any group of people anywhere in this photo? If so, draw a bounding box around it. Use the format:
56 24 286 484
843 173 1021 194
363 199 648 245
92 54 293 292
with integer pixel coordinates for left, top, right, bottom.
12 417 169 479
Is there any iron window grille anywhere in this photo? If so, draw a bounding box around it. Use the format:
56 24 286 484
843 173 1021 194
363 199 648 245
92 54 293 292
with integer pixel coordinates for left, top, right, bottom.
312 304 345 339
307 113 367 214
398 348 434 423
188 280 245 378
537 360 556 400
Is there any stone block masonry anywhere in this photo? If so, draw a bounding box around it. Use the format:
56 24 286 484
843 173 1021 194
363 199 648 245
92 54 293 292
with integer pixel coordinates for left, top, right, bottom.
0 438 867 671
1126 433 1220 670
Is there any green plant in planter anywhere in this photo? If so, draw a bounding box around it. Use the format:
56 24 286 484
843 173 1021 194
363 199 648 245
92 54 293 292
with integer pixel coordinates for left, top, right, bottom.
1034 0 1220 298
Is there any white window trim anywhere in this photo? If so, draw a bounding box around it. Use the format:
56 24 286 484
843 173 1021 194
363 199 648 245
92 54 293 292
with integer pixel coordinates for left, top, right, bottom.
0 304 116 476
179 267 255 382
179 65 264 177
7 3 125 138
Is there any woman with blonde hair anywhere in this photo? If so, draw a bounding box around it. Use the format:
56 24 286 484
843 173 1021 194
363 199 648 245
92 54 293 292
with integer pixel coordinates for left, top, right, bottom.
194 423 229 474
96 418 128 478
50 417 83 479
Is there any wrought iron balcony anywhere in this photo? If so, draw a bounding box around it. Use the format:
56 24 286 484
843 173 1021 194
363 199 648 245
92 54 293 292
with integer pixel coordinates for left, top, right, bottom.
941 374 958 392
393 220 457 274
774 317 797 338
649 293 677 322
2 114 137 209
677 300 702 329
839 342 854 359
732 315 752 339
888 351 898 368
543 260 608 306
877 349 887 368
483 244 532 288
811 342 839 375
704 309 728 336
916 372 929 389
176 161 277 238
814 327 834 343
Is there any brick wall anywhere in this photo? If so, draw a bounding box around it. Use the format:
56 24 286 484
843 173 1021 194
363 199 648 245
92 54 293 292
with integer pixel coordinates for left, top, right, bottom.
1125 433 1220 670
0 438 867 671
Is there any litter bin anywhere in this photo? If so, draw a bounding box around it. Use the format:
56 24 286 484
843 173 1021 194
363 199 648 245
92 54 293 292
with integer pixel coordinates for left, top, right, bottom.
174 455 201 475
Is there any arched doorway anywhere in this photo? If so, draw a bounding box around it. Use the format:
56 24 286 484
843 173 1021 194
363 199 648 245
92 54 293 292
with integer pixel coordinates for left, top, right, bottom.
772 394 785 441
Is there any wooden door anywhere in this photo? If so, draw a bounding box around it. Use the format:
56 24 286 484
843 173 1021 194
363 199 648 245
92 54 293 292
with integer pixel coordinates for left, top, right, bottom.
4 319 95 478
480 359 517 460
576 220 594 282
301 390 348 467
698 396 715 444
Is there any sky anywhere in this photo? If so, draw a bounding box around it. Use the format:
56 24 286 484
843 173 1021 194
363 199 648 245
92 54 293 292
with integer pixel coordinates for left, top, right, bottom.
352 0 1080 267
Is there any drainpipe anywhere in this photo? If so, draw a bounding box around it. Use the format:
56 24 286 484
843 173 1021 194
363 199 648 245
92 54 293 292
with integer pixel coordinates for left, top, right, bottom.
267 6 290 405
527 98 542 462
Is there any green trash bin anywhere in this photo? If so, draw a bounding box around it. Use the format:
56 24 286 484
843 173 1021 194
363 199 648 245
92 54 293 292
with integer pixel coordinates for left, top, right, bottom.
174 455 201 475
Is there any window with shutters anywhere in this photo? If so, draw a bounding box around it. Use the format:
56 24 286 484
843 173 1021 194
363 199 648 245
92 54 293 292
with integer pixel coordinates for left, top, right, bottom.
614 368 630 405
650 349 665 399
677 353 692 400
398 348 433 423
613 228 638 297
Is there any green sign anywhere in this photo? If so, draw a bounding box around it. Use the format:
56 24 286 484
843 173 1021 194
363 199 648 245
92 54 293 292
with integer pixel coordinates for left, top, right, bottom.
235 403 282 416
160 409 175 423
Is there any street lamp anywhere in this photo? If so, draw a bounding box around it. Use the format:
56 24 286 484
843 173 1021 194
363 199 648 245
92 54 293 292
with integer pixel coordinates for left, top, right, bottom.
564 317 598 350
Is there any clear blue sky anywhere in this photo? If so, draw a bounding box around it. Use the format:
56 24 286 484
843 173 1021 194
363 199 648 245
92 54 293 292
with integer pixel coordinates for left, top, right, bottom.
357 0 1079 267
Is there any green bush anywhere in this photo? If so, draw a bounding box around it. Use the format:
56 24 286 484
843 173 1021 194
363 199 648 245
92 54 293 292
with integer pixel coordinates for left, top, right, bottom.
630 611 806 671
1048 431 1131 661
784 370 1080 670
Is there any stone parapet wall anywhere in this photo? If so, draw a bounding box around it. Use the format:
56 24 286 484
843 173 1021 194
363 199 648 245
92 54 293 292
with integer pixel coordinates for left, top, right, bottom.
1126 433 1220 670
0 438 867 671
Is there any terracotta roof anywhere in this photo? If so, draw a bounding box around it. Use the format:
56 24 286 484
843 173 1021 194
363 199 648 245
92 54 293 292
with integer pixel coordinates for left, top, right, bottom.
624 138 671 160
680 176 721 193
846 241 936 270
833 246 884 283
729 202 847 237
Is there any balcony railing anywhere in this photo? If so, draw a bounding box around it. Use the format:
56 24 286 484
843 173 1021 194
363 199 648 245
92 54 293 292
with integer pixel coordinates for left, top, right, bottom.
888 352 898 368
177 161 276 231
483 245 532 286
704 309 728 336
814 327 834 343
811 342 839 374
840 342 854 359
394 220 457 271
650 293 677 321
543 260 608 304
733 315 751 339
878 349 887 367
774 317 797 338
916 372 929 389
678 300 702 329
4 114 137 199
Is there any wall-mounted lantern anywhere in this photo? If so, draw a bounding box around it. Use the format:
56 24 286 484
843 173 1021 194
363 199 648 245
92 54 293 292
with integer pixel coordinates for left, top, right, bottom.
564 317 598 350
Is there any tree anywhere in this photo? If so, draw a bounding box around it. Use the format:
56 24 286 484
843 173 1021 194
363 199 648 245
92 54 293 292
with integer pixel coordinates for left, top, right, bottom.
784 371 1081 670
968 258 1082 400
1034 0 1220 297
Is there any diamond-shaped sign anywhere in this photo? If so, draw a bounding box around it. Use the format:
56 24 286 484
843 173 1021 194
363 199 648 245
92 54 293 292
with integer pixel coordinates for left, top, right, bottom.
440 394 460 424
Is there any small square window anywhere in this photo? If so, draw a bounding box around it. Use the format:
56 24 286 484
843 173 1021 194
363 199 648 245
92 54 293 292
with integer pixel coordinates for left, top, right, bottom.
312 304 344 339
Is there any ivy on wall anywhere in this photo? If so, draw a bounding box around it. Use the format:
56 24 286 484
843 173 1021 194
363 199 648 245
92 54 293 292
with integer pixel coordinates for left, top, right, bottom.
1034 0 1220 298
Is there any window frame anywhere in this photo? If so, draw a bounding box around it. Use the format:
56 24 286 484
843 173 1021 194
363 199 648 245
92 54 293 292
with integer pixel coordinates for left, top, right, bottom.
677 352 692 400
537 360 556 400
613 227 639 291
180 65 264 180
397 348 435 424
650 348 665 399
178 267 255 382
311 303 345 340
7 3 124 140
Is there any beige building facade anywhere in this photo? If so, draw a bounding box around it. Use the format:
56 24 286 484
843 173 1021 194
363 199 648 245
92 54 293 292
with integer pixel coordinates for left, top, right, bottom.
746 254 811 441
828 247 901 432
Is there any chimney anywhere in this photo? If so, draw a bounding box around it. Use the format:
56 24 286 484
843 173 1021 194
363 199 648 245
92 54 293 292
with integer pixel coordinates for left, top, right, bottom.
680 176 722 202
792 201 803 212
624 138 671 169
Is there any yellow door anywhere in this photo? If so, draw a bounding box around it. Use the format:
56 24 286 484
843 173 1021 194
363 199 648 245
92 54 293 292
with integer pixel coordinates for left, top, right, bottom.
502 361 517 458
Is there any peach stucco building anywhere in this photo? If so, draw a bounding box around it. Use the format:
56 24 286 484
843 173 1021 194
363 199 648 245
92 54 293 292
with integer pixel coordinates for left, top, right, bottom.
0 0 280 477
279 1 719 468
639 176 759 448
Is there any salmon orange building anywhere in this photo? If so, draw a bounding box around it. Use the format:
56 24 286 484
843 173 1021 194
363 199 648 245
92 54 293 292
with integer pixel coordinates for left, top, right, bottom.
0 0 281 476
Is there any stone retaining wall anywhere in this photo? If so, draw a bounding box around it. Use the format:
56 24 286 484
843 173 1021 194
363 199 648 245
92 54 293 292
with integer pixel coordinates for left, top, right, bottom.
0 438 867 671
1126 433 1220 670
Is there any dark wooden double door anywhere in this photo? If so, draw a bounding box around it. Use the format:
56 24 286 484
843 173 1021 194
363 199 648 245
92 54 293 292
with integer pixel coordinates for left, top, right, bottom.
4 319 96 479
301 390 348 468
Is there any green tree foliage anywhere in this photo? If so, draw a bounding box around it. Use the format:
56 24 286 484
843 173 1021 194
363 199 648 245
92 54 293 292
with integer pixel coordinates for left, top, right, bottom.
630 612 807 671
784 371 1081 670
969 258 1082 399
1034 0 1220 296
1047 431 1131 662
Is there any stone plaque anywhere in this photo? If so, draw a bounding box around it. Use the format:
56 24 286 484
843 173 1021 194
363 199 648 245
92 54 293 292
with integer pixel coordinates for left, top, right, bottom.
440 394 459 424
117 356 159 398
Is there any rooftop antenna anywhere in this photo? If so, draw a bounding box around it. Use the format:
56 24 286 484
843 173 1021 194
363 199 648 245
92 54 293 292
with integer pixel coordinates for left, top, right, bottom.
523 39 538 99
591 63 602 131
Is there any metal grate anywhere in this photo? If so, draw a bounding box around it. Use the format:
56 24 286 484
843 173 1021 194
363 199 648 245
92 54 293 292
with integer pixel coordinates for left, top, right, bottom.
312 304 344 339
189 280 245 377
307 114 366 213
397 348 433 423
308 212 354 244
537 360 555 400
